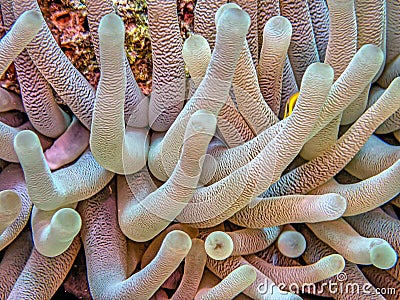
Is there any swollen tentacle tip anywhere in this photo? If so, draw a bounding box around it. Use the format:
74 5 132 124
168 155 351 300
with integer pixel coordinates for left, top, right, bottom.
264 16 292 39
357 44 384 66
277 230 306 258
0 190 22 233
14 130 41 152
215 3 241 24
18 10 43 31
327 254 346 274
98 13 125 43
318 193 347 219
215 5 251 35
0 190 21 212
183 35 210 58
205 231 233 260
306 62 334 81
51 208 82 240
164 230 192 254
369 240 398 269
189 110 217 135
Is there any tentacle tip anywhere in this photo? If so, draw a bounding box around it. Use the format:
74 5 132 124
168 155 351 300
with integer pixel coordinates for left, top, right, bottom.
52 208 82 236
14 130 42 153
20 10 43 31
205 231 233 260
215 3 241 24
307 62 334 80
216 6 251 35
165 230 192 254
264 16 292 37
99 13 125 42
320 193 347 219
327 254 346 274
0 190 22 216
358 44 384 66
277 230 307 258
370 241 398 269
183 34 210 54
189 110 217 135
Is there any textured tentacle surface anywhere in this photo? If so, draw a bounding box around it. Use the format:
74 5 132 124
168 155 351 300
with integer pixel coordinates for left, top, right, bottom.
90 13 148 175
8 236 81 300
14 130 113 211
0 229 32 299
0 164 31 251
148 5 251 181
147 0 185 131
264 76 400 197
311 160 400 216
80 188 192 299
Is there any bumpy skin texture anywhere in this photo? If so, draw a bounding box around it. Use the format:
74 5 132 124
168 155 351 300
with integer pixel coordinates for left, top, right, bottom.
118 110 216 242
233 38 278 134
230 0 258 64
148 5 251 181
0 165 31 251
79 189 192 300
177 63 333 227
280 0 319 87
14 49 71 138
311 160 400 216
378 54 400 96
258 16 292 116
225 4 278 134
345 135 400 179
0 9 42 75
86 0 148 128
209 45 384 185
338 0 373 125
194 0 227 49
307 0 329 62
172 238 207 300
230 193 346 228
195 265 257 300
247 253 345 287
182 34 253 148
228 227 281 256
385 0 400 65
147 0 185 131
206 255 301 299
12 0 95 129
7 237 81 300
306 218 397 269
300 225 385 300
2 0 400 298
90 13 148 175
264 75 400 197
361 266 400 300
14 130 114 211
0 0 70 138
302 0 357 161
0 229 32 299
376 104 400 134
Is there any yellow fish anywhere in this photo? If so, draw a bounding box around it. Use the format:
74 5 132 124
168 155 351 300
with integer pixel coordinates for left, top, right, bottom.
284 92 299 118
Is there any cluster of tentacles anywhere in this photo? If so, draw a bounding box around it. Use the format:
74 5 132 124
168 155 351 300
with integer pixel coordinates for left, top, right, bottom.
0 0 399 299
